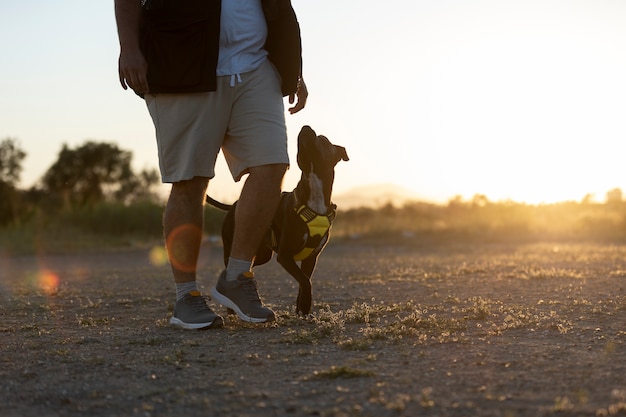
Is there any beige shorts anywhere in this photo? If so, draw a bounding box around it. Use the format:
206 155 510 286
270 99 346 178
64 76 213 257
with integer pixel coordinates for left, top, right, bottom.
145 60 289 182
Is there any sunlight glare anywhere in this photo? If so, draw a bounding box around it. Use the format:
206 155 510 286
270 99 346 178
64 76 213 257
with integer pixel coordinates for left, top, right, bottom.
149 245 169 267
399 1 626 205
165 224 202 272
36 269 59 294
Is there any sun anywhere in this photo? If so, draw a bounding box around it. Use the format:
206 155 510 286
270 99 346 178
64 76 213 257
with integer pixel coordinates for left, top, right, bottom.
393 3 626 205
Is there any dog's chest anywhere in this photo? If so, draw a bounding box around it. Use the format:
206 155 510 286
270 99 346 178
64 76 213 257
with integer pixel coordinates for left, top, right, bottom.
269 190 334 261
292 205 332 261
306 173 327 214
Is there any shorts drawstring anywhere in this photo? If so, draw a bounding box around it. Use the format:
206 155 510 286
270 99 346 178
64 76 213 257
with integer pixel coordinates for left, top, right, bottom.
229 73 243 87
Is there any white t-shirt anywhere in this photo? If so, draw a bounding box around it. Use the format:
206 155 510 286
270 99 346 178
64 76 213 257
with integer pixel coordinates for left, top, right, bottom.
217 0 268 76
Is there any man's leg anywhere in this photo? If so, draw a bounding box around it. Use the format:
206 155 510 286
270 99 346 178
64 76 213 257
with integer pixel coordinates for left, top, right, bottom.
231 164 287 261
212 164 287 323
165 176 223 330
164 176 209 283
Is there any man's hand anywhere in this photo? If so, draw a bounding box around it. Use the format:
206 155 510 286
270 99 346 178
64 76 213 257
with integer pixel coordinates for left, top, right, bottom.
288 77 308 114
115 0 148 94
118 49 149 94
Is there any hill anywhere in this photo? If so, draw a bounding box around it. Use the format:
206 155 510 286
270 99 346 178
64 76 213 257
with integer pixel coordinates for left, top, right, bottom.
333 183 425 209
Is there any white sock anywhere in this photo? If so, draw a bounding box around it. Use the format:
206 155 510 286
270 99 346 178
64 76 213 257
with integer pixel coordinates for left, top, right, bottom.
175 281 199 301
225 257 253 281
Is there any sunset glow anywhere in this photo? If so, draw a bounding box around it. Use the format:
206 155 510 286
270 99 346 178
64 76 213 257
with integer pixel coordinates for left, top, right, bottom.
2 1 626 205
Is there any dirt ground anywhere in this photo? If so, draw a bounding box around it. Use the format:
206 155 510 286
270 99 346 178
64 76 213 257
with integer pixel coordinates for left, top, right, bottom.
1 239 625 417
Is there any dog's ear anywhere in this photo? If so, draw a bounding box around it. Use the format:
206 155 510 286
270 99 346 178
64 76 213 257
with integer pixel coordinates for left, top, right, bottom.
297 125 316 172
299 125 316 138
334 145 349 164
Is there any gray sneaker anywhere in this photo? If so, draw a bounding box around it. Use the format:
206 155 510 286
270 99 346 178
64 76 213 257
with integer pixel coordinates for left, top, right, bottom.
211 271 275 323
169 291 224 330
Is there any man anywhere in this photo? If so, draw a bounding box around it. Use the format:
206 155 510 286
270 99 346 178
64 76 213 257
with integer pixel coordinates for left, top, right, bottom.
114 0 308 329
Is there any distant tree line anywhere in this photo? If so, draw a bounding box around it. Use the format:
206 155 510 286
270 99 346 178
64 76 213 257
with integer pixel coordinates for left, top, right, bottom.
334 192 626 243
3 136 626 250
0 137 160 227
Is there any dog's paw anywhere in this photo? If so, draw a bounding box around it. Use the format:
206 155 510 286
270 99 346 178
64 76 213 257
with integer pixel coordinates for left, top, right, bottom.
296 292 313 315
296 311 315 321
296 306 313 317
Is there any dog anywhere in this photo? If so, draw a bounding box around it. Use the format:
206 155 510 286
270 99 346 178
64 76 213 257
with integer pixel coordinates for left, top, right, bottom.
206 125 349 315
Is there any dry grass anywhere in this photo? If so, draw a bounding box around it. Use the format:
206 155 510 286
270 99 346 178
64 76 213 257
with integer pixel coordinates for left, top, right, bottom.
1 240 625 416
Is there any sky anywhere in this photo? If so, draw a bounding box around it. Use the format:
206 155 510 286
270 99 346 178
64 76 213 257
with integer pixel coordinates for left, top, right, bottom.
2 0 626 205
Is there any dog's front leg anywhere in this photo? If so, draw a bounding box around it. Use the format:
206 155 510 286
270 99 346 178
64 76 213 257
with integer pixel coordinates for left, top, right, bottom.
298 255 320 313
276 253 312 315
300 254 317 279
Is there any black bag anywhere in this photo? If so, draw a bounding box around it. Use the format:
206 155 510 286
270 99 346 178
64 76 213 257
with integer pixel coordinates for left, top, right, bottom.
140 0 221 93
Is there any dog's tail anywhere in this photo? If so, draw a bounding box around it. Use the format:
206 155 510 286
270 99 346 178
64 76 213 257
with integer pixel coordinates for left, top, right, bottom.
205 195 232 211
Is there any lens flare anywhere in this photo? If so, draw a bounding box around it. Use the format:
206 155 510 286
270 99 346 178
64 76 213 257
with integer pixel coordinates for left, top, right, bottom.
165 224 202 273
149 246 169 267
37 269 59 294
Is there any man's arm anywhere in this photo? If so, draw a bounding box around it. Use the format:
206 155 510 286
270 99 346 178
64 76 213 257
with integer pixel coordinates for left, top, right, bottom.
114 0 149 94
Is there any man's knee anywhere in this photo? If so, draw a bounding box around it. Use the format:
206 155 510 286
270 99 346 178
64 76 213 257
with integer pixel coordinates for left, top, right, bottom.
247 164 288 183
170 176 210 203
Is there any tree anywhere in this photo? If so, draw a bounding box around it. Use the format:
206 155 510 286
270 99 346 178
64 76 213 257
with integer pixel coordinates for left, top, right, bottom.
581 193 595 205
0 138 26 225
471 194 489 208
42 141 146 208
605 188 623 205
0 137 26 186
114 167 162 203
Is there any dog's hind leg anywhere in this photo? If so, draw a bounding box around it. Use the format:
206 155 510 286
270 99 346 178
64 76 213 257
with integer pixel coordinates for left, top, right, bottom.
253 245 273 267
220 207 236 267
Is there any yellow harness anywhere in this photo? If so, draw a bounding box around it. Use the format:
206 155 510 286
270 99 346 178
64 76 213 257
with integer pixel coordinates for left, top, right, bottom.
270 203 336 261
294 204 335 260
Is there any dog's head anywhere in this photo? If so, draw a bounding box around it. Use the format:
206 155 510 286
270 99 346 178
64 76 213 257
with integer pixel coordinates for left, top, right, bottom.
297 126 349 209
297 125 348 175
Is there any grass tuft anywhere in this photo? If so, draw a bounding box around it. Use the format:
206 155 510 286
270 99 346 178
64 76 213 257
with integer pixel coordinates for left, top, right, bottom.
312 366 375 379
